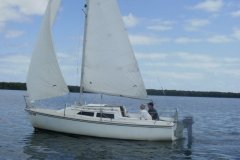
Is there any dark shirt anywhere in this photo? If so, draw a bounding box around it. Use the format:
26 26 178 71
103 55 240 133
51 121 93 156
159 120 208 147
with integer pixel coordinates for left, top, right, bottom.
148 108 159 120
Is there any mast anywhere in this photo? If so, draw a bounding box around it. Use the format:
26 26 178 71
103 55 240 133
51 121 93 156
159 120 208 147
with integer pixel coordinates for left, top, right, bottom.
80 0 89 103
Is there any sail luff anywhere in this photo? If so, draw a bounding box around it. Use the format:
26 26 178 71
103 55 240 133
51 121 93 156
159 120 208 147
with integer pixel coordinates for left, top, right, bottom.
27 0 69 101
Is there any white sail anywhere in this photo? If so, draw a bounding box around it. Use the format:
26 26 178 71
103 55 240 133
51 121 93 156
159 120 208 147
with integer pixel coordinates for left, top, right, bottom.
82 0 147 99
27 0 69 101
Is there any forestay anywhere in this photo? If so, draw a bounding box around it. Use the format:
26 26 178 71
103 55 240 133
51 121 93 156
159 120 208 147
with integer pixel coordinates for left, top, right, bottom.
82 0 147 99
27 0 69 101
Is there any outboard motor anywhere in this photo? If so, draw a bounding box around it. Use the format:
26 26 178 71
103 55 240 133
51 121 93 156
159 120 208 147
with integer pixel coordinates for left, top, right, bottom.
183 116 194 146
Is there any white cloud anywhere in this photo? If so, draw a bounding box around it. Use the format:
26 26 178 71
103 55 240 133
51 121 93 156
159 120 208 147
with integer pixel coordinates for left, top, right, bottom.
0 0 48 26
136 52 168 61
230 10 240 17
147 21 175 32
188 19 210 27
5 30 25 38
175 37 202 44
129 35 170 45
0 52 79 85
174 62 219 70
147 25 171 32
139 52 225 72
123 13 139 28
185 19 210 31
138 51 240 91
138 52 215 69
207 35 232 43
139 51 240 73
11 0 48 16
220 69 240 77
192 0 224 12
145 71 205 80
0 3 25 23
222 58 240 67
175 52 213 62
0 54 30 64
232 28 240 40
0 22 5 32
0 54 30 80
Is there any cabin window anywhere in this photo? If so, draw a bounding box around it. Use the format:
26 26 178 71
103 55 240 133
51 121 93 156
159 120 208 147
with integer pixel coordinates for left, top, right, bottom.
78 111 94 117
96 113 114 119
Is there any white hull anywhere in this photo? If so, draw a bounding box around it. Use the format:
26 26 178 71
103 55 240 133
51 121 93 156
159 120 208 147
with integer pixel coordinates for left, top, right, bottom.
25 107 183 141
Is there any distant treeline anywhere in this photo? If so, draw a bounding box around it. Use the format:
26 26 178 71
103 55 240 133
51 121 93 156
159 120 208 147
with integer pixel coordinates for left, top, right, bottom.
1 82 240 98
0 82 27 90
0 82 80 93
147 89 240 98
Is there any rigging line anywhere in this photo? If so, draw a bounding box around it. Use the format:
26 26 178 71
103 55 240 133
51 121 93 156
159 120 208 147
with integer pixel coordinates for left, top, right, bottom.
157 77 166 96
74 1 87 103
82 9 87 17
149 53 166 96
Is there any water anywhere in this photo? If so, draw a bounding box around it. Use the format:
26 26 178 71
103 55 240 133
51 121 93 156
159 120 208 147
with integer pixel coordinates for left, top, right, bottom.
0 90 240 160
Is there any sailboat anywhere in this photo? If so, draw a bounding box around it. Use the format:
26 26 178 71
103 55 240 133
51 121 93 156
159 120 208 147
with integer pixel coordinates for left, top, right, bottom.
25 0 189 141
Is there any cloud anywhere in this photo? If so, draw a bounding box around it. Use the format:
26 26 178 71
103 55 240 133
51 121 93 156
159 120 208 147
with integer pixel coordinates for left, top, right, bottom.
145 71 205 80
5 30 25 38
192 0 224 12
0 3 25 23
232 28 240 40
220 69 240 77
175 37 202 44
230 10 240 17
0 54 30 65
136 52 168 61
0 54 30 81
175 52 213 62
138 52 214 68
0 52 79 85
207 35 232 43
123 13 139 28
185 19 210 31
138 51 240 91
139 51 240 72
147 21 175 32
174 29 239 44
129 35 170 45
0 0 48 26
174 62 219 70
11 0 49 16
0 22 5 32
137 51 215 69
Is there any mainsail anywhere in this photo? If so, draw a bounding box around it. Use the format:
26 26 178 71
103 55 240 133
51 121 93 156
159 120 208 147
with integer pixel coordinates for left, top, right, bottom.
27 0 69 101
81 0 147 99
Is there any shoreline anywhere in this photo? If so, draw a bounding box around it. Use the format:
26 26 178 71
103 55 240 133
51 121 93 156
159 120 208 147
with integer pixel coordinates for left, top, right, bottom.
1 82 239 98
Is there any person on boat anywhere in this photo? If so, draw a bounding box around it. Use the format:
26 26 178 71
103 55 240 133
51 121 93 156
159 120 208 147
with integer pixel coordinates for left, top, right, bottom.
147 102 159 120
139 104 152 120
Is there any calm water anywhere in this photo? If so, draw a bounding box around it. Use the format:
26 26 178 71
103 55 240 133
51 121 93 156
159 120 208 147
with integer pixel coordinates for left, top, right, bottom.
0 90 240 160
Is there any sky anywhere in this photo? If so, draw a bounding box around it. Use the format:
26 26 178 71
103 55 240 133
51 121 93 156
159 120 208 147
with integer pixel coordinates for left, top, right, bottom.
0 0 240 92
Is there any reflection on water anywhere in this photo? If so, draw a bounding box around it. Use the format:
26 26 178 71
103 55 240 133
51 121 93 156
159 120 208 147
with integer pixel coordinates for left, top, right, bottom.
23 130 192 160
